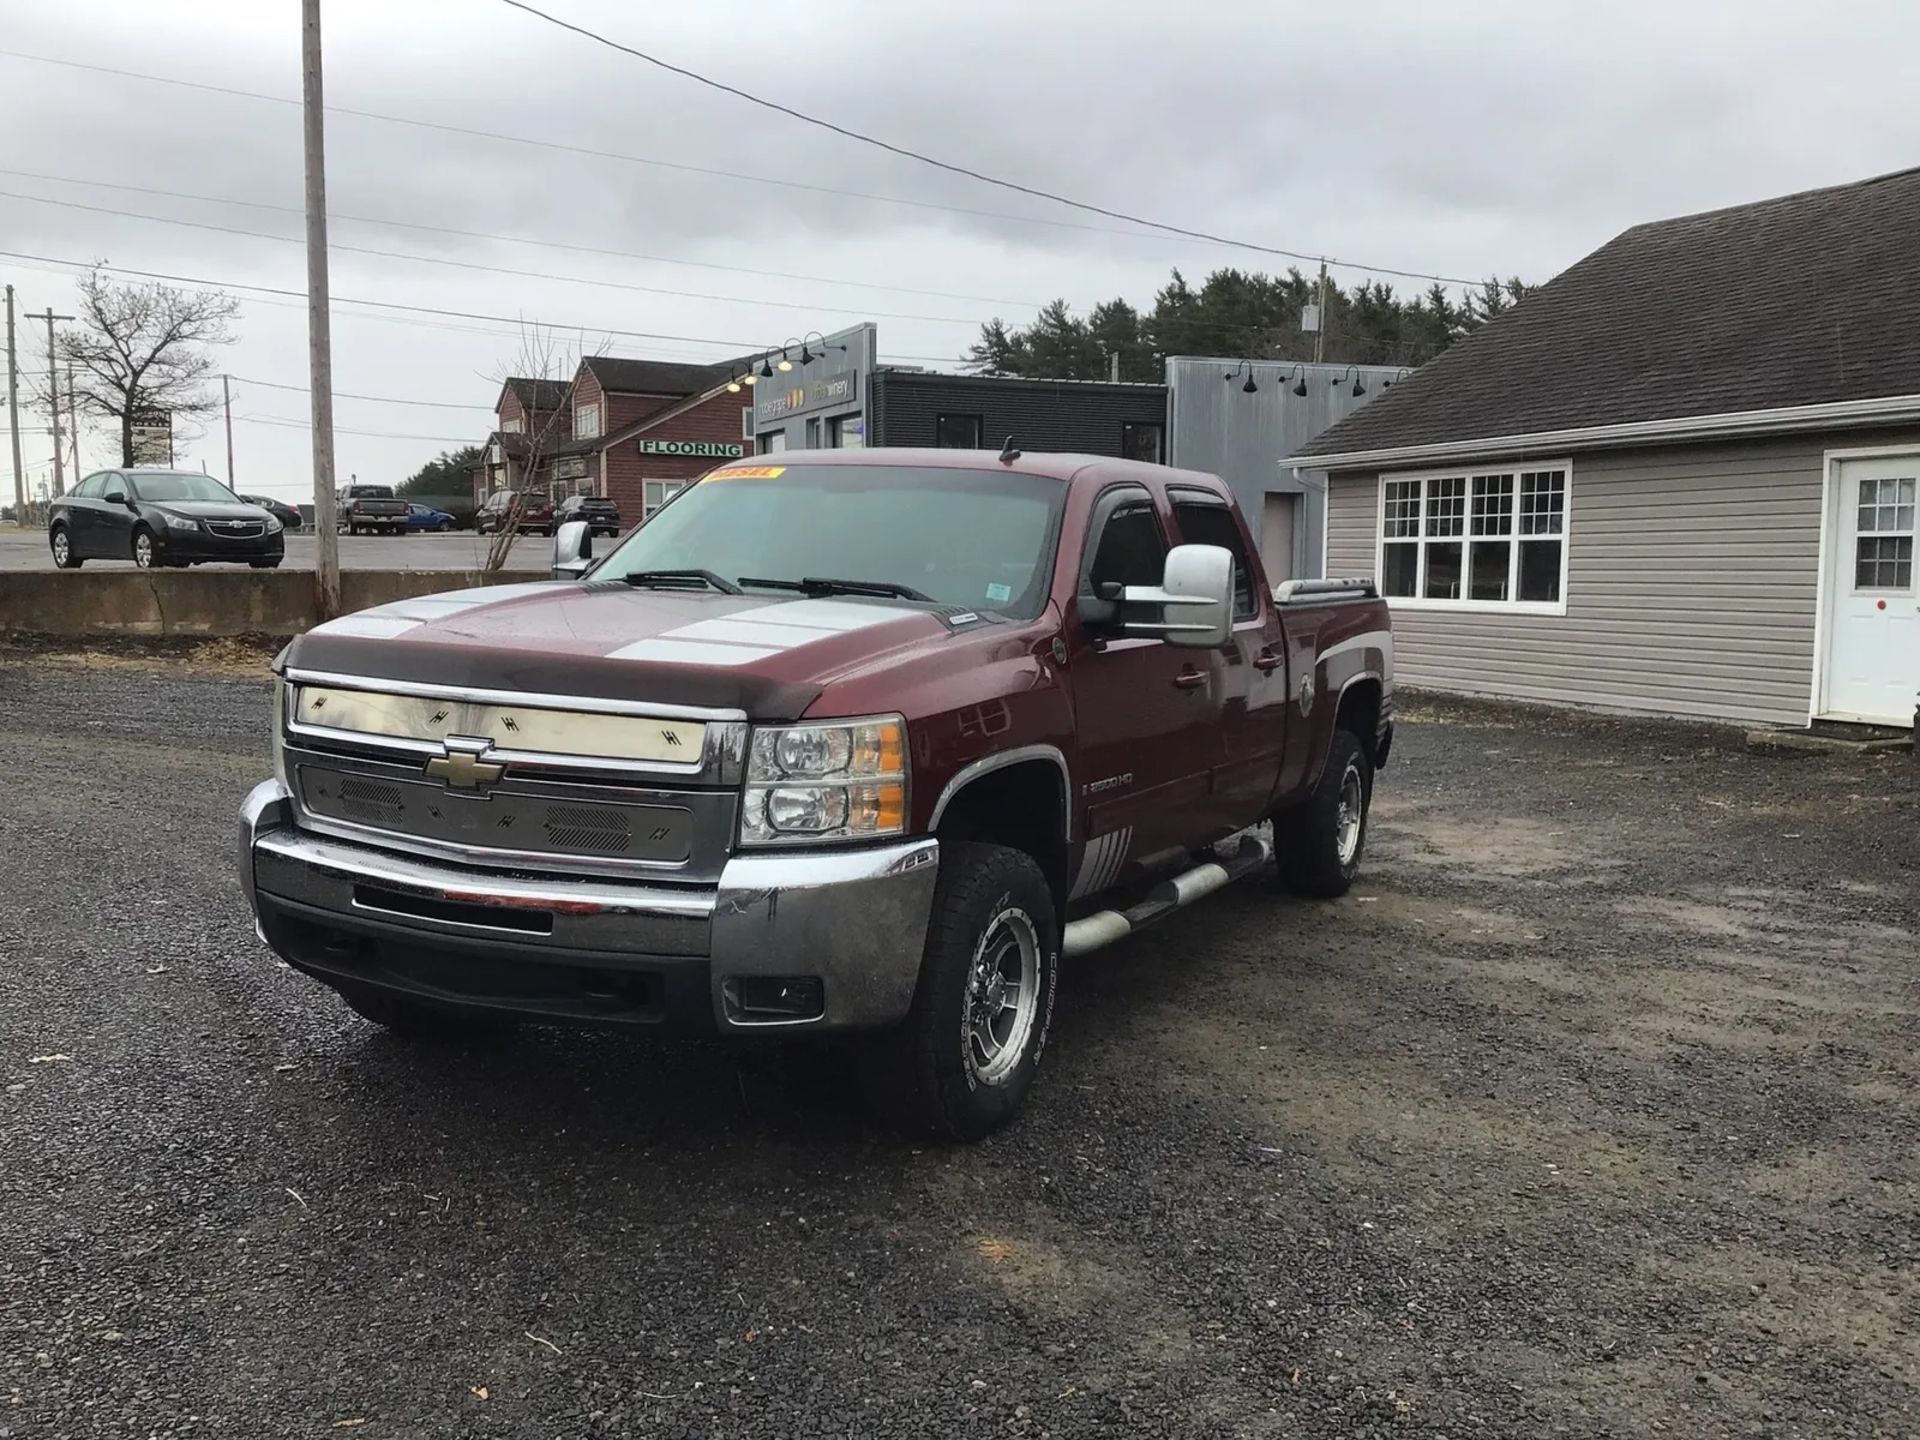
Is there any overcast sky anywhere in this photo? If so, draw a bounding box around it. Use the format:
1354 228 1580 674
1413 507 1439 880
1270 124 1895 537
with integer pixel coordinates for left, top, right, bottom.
4 0 1918 502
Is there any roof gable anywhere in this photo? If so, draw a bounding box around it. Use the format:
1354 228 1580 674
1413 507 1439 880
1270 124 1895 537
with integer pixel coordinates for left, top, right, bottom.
579 355 738 398
1297 165 1920 461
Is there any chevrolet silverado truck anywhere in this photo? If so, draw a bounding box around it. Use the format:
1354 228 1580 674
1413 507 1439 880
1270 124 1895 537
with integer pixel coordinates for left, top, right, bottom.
337 483 408 536
239 449 1392 1138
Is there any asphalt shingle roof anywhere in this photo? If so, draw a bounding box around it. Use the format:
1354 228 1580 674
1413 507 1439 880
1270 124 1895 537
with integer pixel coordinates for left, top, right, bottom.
582 356 735 397
504 377 569 412
1296 166 1920 461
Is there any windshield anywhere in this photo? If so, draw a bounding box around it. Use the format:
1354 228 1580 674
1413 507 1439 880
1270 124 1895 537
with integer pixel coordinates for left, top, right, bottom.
129 472 242 504
593 463 1064 616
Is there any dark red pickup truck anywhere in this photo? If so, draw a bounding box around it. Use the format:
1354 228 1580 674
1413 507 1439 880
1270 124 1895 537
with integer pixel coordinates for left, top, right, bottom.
240 449 1392 1137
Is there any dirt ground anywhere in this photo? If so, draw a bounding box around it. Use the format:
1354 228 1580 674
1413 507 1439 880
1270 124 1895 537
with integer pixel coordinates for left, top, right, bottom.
0 655 1913 1437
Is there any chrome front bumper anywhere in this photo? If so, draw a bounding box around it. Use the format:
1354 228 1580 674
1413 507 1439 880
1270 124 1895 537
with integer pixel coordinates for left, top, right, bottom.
238 779 939 1032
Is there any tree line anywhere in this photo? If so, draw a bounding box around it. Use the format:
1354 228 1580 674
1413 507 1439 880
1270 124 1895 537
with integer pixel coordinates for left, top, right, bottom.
967 268 1533 383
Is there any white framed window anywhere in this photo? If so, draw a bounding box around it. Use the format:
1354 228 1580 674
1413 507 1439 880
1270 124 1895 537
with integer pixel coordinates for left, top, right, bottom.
642 478 690 517
501 416 523 435
1378 463 1569 613
1854 476 1914 590
574 402 601 440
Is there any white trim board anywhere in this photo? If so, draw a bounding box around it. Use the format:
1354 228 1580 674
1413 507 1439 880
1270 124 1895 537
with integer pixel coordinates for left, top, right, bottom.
1294 393 1920 473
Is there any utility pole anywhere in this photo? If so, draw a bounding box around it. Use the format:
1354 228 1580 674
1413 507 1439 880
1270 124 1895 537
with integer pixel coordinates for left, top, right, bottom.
42 307 73 497
5 285 24 521
1313 260 1329 366
222 373 236 487
66 361 79 477
302 0 342 616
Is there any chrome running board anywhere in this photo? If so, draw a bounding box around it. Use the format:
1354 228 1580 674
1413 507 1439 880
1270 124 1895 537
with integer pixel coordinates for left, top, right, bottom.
1061 826 1274 958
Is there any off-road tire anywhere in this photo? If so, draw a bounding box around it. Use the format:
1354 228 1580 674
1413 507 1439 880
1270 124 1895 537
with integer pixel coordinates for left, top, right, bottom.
336 985 507 1039
866 842 1058 1141
1276 728 1372 898
49 524 82 569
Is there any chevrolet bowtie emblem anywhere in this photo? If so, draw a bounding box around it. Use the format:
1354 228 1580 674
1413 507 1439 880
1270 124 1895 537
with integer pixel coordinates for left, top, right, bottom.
425 740 505 791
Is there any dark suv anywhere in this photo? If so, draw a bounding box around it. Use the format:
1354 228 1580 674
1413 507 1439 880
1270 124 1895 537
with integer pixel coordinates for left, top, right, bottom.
49 469 285 570
556 494 622 536
476 489 555 536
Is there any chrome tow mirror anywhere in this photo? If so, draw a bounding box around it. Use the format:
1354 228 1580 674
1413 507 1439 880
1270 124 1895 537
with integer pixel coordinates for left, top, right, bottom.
1120 543 1234 648
552 518 593 580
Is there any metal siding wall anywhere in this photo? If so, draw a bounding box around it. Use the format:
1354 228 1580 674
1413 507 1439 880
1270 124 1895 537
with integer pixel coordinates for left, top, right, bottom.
868 373 1167 453
1324 427 1920 727
1164 358 1402 580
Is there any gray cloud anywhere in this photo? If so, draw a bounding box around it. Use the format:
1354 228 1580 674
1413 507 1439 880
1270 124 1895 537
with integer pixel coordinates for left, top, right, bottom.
5 0 1918 497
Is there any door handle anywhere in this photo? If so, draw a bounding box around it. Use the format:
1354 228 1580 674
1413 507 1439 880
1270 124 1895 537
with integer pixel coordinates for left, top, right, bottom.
1173 669 1207 690
1253 650 1282 672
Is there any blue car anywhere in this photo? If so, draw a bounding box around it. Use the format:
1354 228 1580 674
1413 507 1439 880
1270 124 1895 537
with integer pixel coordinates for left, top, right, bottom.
405 502 456 532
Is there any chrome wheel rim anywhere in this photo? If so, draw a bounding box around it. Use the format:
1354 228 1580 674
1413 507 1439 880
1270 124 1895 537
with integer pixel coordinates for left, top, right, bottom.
1335 761 1364 867
133 533 154 568
966 907 1040 1086
51 531 68 565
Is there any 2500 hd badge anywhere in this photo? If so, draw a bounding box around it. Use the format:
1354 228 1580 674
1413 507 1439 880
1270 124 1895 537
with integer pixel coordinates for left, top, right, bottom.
240 449 1392 1140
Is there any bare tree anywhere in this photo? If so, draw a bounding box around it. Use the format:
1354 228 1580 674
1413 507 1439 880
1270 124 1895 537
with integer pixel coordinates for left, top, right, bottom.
58 269 239 467
480 325 606 573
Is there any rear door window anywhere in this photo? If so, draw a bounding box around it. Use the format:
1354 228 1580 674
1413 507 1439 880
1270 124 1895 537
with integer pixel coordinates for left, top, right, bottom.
1172 494 1258 620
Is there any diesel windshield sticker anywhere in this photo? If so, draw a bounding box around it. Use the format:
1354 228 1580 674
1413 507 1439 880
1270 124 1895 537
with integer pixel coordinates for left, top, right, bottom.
711 465 786 479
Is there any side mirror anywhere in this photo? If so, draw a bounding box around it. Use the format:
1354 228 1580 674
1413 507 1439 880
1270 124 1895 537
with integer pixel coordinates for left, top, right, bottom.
104 490 129 507
551 518 593 580
1120 543 1233 648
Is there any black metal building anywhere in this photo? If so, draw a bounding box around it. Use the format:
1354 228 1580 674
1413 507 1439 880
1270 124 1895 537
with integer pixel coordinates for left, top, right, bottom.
868 369 1169 462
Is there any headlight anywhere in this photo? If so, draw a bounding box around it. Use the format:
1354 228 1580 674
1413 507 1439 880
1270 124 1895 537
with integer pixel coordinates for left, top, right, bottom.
740 715 907 846
265 515 283 534
163 512 199 531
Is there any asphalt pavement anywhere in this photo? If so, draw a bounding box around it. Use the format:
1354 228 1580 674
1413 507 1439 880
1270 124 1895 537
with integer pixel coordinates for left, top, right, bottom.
1 651 1914 1437
0 527 550 572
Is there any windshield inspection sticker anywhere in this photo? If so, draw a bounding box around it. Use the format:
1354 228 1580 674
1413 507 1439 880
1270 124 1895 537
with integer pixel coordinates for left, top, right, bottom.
985 582 1013 604
712 465 785 479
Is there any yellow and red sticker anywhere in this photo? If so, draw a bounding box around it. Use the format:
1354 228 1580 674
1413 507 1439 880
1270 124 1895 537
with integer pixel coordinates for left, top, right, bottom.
711 465 786 479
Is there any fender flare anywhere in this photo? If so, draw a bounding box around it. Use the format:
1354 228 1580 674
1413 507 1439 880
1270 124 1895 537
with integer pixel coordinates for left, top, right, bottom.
927 744 1073 843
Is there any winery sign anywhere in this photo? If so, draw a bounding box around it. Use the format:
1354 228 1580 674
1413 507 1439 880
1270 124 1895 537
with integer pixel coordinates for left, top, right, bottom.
638 440 745 458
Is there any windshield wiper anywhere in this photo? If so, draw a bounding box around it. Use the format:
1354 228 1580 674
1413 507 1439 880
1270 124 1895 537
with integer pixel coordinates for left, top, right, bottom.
737 575 934 602
619 568 743 594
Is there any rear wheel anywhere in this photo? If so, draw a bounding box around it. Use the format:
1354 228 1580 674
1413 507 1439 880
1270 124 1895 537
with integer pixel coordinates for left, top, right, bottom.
50 524 81 569
865 842 1058 1141
1275 729 1372 897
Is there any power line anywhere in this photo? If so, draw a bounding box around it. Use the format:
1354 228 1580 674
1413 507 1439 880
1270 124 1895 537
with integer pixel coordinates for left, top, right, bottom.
0 46 1488 287
229 375 491 410
234 414 477 443
0 248 973 363
0 167 1045 311
497 0 1487 288
0 188 987 325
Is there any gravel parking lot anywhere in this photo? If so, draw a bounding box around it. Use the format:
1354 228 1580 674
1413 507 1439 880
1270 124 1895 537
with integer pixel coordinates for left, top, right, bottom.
0 528 550 572
1 649 1913 1438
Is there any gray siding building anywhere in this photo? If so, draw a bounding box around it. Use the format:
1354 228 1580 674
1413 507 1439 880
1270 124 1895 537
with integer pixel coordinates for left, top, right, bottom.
1297 168 1920 729
869 370 1167 457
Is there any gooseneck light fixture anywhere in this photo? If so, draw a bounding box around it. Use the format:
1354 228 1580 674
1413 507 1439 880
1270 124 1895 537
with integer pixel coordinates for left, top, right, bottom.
1331 364 1367 398
1223 360 1259 394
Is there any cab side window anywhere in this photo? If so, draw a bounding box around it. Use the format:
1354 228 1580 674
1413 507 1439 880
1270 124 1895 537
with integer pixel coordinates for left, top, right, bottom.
72 474 105 499
1087 500 1167 594
1080 488 1169 634
1172 495 1258 620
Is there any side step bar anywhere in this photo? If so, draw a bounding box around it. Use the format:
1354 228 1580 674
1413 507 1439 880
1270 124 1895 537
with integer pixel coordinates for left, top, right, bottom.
1061 828 1274 958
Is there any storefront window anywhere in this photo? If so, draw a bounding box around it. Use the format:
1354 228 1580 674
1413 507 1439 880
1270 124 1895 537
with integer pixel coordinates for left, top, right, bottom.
831 416 865 449
1121 422 1164 464
936 414 984 448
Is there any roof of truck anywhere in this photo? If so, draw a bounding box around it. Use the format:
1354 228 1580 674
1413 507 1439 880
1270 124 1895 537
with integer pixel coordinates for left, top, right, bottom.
735 448 1226 490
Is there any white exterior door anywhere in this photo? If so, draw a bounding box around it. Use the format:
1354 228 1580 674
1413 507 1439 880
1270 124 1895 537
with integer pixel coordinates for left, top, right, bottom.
1822 456 1918 724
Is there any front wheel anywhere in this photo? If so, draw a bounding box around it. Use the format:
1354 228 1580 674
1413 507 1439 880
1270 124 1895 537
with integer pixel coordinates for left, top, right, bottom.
131 527 157 569
865 842 1058 1141
437 520 453 532
1275 729 1373 898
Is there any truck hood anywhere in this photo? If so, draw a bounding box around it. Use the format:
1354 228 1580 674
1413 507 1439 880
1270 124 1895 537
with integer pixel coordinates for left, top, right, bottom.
283 580 985 718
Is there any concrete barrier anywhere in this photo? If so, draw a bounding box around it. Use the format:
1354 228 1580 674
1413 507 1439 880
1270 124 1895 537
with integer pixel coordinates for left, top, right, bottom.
0 569 552 637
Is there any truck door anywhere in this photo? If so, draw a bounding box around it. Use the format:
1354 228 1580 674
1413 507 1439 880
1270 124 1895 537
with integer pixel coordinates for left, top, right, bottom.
1169 489 1290 832
1066 484 1215 898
